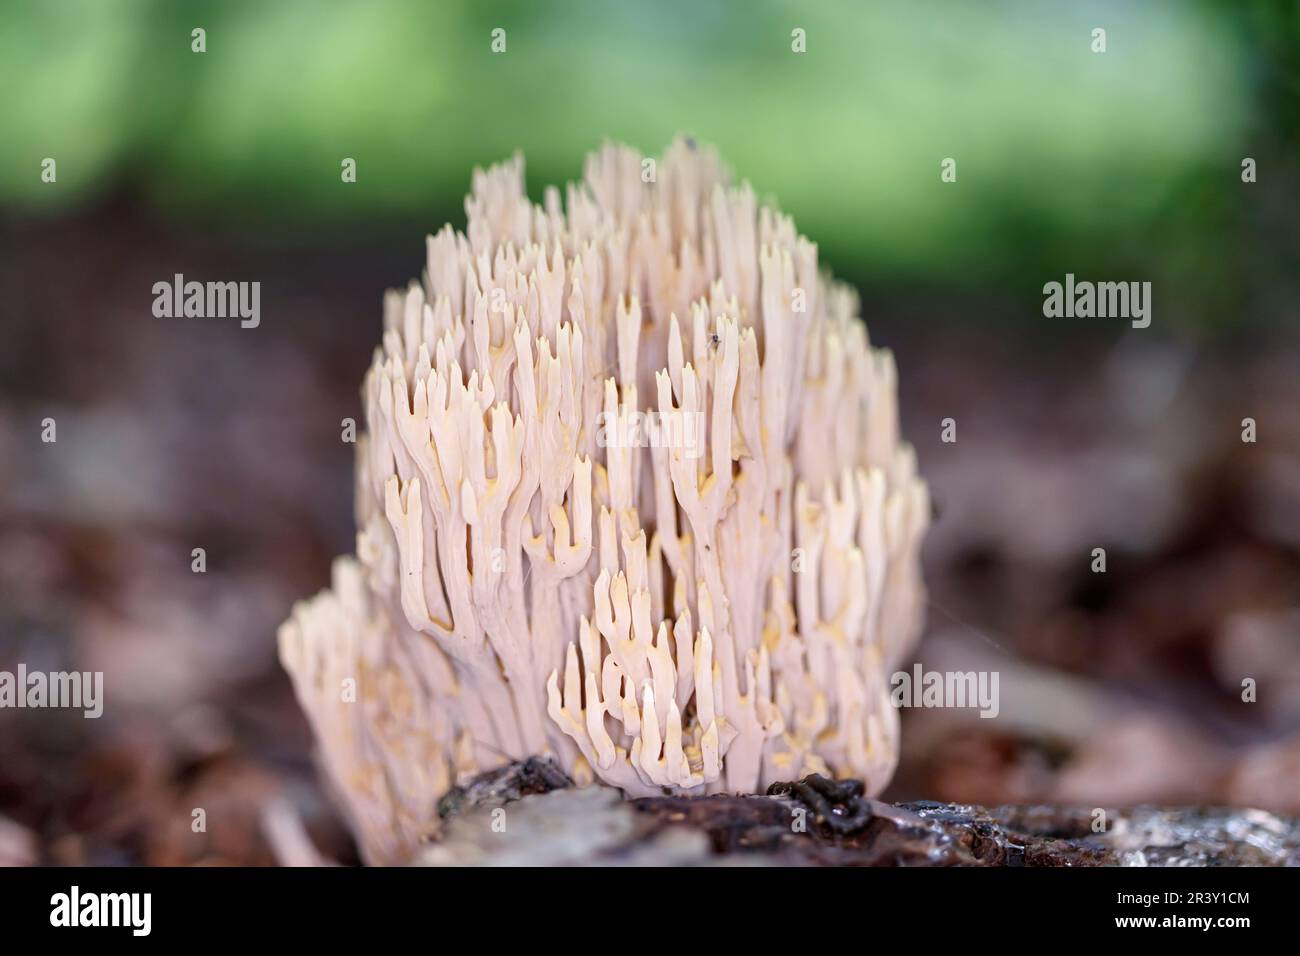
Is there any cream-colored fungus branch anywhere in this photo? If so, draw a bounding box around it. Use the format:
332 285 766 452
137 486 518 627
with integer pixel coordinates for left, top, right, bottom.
279 140 929 863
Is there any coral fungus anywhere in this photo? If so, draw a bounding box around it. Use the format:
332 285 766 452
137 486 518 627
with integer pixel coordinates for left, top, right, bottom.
279 139 929 863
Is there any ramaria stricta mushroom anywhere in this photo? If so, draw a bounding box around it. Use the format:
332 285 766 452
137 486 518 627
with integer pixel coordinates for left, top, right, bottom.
278 139 930 863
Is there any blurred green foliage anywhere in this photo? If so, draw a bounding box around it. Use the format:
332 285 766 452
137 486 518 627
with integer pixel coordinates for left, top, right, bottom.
2 0 1295 326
